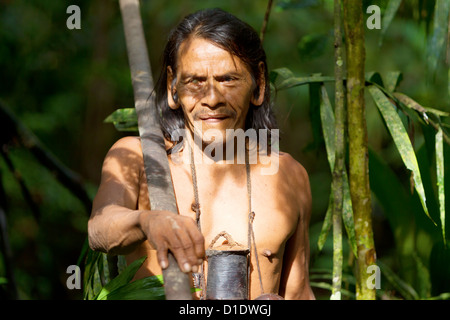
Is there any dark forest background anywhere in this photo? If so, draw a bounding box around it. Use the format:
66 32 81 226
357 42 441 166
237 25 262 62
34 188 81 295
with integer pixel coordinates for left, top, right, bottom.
0 0 449 299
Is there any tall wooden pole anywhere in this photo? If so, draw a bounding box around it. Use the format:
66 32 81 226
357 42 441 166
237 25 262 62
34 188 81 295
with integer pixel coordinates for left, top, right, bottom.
118 0 192 300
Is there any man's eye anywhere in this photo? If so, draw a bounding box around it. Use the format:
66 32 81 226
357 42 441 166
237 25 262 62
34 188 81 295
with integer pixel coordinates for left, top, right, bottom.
190 79 203 85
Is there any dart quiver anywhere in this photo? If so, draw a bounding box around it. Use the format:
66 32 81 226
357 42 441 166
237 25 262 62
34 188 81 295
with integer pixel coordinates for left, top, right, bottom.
205 231 250 300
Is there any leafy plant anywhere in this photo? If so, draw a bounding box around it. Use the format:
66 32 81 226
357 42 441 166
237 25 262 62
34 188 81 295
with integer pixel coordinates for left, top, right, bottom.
83 251 166 300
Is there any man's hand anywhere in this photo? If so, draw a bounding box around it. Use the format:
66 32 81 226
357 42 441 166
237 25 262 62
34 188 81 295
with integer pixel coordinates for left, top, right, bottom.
139 210 205 273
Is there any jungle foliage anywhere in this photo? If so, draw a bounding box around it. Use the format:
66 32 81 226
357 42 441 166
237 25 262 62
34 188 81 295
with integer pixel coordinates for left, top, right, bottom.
0 0 449 300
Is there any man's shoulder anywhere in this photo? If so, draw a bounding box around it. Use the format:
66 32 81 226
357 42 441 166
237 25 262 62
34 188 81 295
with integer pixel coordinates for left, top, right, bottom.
110 136 142 151
104 136 144 168
278 152 308 178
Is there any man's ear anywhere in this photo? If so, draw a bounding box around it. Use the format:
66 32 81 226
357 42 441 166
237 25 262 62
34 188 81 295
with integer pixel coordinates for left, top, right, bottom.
167 66 179 110
250 62 266 107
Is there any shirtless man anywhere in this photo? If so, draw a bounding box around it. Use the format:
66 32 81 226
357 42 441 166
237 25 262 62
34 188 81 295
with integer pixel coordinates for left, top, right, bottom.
88 8 314 300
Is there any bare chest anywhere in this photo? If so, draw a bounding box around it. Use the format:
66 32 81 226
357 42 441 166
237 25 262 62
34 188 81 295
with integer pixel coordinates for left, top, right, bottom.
168 162 298 256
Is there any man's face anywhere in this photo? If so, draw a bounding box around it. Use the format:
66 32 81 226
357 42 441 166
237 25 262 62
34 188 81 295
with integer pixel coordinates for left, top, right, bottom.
167 37 265 146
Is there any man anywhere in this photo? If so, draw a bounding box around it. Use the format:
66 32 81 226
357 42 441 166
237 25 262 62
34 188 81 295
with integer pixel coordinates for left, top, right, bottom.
88 8 314 300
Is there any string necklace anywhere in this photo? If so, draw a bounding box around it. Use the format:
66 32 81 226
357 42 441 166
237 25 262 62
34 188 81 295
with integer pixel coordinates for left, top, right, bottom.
189 142 264 299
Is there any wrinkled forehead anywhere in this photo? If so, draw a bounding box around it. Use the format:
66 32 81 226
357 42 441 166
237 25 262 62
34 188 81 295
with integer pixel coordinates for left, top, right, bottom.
175 37 251 76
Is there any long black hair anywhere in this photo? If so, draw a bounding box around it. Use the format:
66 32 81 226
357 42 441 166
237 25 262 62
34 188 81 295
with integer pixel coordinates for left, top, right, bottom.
154 8 278 144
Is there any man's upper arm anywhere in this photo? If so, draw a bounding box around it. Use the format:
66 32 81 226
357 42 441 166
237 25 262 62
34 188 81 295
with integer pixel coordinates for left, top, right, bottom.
92 136 143 212
88 136 146 252
279 158 315 300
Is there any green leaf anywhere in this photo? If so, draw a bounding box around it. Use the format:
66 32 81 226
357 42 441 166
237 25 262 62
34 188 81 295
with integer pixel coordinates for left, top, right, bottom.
83 249 104 300
278 75 335 91
307 83 323 152
436 127 446 245
102 275 165 300
426 292 450 300
104 108 138 132
309 281 355 299
319 85 336 170
378 260 419 300
317 85 334 251
95 255 147 300
269 67 295 84
426 0 450 77
318 191 333 251
369 85 433 224
341 171 357 258
270 68 334 91
393 92 450 118
319 85 357 257
366 71 384 87
383 71 403 92
379 0 403 46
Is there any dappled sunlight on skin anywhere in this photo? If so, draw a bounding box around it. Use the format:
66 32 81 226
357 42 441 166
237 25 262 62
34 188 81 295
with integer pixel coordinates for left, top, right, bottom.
89 24 313 299
89 131 314 298
167 38 260 146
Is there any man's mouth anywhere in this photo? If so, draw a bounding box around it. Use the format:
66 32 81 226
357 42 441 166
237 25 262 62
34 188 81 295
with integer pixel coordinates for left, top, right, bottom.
198 114 230 123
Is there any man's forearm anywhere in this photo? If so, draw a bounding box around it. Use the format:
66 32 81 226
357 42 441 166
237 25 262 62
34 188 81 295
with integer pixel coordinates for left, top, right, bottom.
88 204 147 255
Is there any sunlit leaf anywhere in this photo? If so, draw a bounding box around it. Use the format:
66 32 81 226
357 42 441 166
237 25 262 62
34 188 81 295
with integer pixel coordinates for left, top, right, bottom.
369 85 434 224
104 108 138 132
436 127 446 245
317 85 334 251
383 71 403 92
318 190 333 251
95 255 147 300
83 249 104 300
103 275 165 300
394 92 450 118
319 85 335 170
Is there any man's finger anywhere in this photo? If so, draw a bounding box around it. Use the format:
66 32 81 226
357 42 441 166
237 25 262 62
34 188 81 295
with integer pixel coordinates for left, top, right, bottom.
156 242 169 269
170 228 197 273
186 223 205 261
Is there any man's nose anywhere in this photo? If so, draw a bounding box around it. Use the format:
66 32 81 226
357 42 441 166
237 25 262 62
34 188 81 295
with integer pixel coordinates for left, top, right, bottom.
201 81 225 109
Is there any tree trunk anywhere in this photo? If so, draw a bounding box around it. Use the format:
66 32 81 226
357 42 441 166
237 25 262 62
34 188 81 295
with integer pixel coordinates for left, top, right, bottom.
343 0 376 300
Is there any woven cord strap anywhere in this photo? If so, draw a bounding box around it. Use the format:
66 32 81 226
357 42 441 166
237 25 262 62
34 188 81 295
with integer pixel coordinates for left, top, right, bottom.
246 148 265 296
190 142 265 298
189 145 206 299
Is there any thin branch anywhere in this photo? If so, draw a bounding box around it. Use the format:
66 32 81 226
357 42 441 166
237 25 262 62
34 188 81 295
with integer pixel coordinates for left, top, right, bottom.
0 146 40 221
0 101 92 214
331 0 344 300
260 0 274 43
